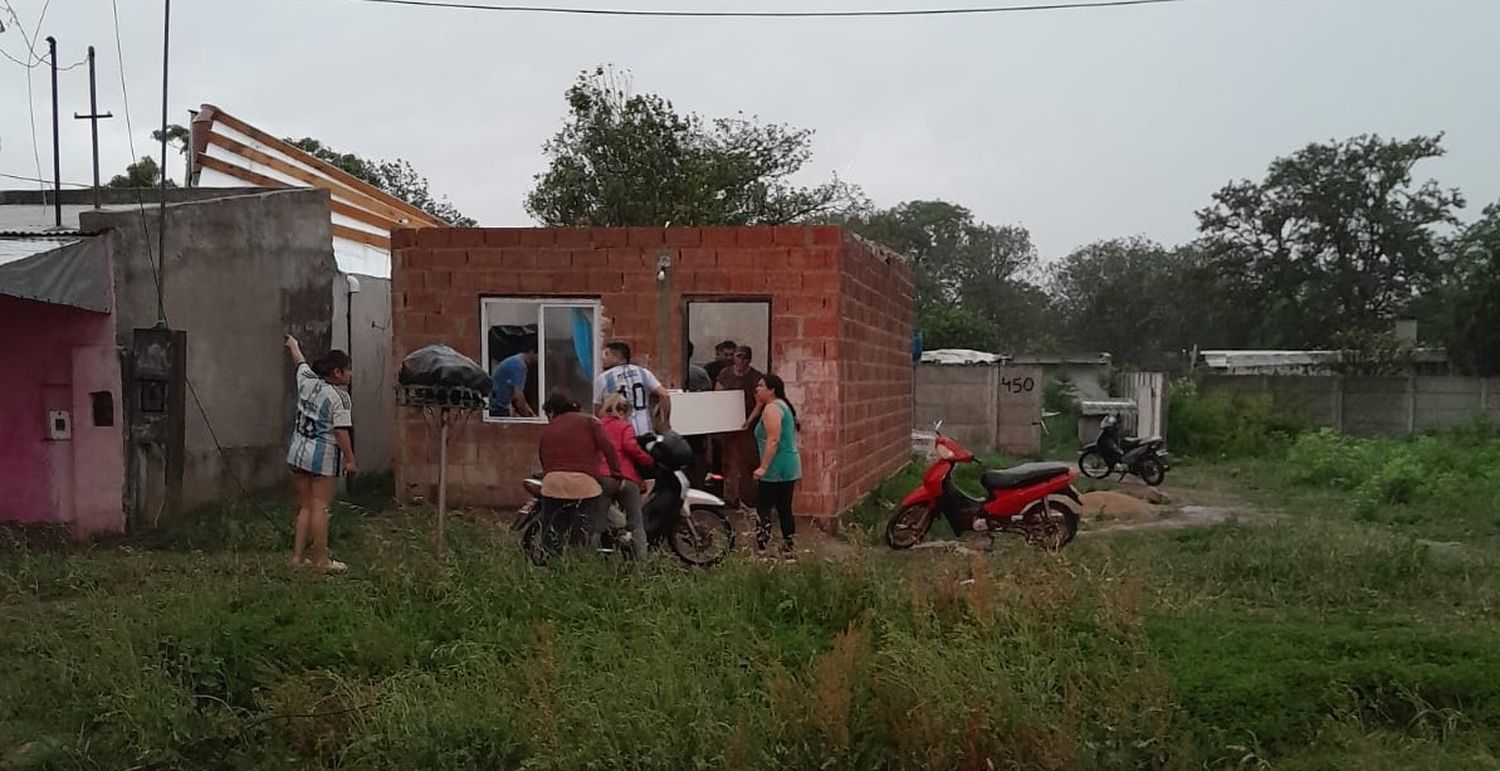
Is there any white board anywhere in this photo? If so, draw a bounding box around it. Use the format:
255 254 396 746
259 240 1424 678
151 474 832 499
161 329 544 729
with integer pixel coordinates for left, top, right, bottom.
669 390 746 436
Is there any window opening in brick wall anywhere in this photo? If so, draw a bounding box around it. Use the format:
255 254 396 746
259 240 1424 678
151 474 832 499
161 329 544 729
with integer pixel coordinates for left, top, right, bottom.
685 299 771 387
482 298 600 424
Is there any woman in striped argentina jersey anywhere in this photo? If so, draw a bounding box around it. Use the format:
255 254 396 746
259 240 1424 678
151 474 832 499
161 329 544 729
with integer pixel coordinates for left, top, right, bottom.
284 335 357 574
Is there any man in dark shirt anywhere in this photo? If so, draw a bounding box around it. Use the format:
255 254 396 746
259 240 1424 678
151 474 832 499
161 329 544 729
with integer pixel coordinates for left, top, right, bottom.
715 345 763 426
715 345 763 506
704 339 738 384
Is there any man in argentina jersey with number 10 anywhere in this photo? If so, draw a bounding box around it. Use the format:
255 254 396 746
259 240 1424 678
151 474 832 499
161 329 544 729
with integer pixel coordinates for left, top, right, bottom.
594 341 673 440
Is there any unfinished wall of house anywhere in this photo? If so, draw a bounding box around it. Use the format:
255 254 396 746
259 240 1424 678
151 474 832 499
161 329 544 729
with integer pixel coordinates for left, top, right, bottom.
84 188 337 511
332 275 395 472
0 295 123 534
835 236 914 514
391 225 911 518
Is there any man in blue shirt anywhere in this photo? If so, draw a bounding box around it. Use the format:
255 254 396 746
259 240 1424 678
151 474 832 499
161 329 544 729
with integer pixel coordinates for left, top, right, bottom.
490 344 537 418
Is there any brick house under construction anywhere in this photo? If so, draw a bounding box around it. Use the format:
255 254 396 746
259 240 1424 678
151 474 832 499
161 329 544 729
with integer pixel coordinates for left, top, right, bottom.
390 225 913 520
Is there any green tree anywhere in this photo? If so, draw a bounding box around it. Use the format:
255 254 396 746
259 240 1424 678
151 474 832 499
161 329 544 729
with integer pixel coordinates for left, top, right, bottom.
1429 203 1500 375
847 200 1052 352
1196 134 1465 348
1051 237 1186 365
526 66 864 227
287 137 476 226
107 155 173 189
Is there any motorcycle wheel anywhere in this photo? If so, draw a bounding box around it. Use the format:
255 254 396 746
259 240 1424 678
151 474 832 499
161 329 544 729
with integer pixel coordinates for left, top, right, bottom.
525 501 581 567
669 506 734 567
1078 451 1112 480
1136 458 1166 487
1022 499 1079 551
885 504 933 550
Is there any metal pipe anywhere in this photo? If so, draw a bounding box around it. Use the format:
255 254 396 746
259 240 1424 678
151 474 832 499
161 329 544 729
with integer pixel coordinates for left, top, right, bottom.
156 0 170 326
47 36 60 228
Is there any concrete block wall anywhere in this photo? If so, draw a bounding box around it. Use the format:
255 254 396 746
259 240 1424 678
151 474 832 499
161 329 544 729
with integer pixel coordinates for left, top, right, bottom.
1200 374 1500 437
914 364 996 450
86 188 338 511
835 236 914 513
391 226 912 519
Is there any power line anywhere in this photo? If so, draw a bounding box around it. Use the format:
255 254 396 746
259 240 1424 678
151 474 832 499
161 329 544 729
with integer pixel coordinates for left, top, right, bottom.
0 169 91 187
320 0 1233 18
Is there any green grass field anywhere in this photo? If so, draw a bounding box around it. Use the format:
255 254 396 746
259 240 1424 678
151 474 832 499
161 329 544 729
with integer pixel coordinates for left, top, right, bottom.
2 430 1498 769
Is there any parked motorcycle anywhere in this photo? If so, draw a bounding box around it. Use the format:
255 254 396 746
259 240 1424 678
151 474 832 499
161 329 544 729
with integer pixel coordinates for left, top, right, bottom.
1078 414 1169 486
886 423 1081 550
515 432 735 567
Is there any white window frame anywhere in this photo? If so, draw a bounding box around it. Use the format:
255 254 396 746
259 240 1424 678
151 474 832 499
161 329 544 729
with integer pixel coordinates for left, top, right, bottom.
480 297 602 424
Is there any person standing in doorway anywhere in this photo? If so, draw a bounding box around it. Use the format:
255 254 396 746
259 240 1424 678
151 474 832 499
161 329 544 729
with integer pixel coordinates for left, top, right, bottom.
594 341 672 439
715 345 763 505
490 341 537 418
704 339 738 383
686 341 713 393
715 345 764 428
753 374 802 559
284 335 356 574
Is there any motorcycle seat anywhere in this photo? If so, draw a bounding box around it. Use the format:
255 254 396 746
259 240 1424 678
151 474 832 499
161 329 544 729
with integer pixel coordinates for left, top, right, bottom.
1122 436 1161 447
981 462 1071 491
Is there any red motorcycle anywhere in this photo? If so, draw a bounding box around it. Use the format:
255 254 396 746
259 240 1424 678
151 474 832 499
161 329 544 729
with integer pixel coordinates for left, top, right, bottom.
886 423 1082 551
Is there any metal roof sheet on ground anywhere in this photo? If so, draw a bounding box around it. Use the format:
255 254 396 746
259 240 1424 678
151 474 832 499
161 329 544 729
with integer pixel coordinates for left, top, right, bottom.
920 349 1008 365
0 235 110 311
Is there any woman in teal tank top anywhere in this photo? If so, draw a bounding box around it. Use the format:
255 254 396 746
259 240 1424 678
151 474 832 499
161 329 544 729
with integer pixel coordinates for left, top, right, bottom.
753 374 802 558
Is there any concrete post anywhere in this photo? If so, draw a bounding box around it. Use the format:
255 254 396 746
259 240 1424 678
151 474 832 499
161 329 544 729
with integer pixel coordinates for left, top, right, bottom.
1333 376 1344 433
1405 376 1417 435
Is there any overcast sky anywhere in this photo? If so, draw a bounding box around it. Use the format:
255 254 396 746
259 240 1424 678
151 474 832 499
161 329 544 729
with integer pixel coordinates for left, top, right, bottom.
2 0 1496 260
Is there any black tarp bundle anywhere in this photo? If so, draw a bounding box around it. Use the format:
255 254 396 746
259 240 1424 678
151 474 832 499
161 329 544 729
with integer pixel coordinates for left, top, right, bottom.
398 345 491 395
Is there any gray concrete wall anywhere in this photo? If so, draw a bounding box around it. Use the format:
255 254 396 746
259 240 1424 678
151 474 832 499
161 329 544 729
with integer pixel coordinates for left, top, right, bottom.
332 274 394 472
1200 374 1500 437
915 364 996 452
83 188 337 510
995 365 1043 454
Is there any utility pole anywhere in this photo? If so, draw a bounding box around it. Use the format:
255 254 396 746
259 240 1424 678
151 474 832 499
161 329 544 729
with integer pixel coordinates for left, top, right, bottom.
155 0 171 327
46 36 61 228
73 46 114 209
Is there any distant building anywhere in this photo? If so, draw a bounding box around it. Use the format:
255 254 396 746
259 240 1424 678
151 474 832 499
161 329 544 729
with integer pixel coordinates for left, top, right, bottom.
1197 348 1450 376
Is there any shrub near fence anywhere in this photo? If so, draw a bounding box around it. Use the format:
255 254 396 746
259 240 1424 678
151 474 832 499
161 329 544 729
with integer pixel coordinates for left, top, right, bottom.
1167 378 1304 459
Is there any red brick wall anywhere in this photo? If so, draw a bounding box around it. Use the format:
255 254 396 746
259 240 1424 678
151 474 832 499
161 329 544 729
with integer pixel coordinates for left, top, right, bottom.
835 234 915 513
391 225 882 516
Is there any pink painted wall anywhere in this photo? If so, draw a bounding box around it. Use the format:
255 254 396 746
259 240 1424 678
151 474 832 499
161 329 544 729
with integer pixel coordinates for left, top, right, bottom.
0 294 124 535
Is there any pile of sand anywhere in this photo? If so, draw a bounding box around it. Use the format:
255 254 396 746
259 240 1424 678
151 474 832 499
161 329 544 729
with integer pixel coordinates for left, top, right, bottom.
1078 490 1157 523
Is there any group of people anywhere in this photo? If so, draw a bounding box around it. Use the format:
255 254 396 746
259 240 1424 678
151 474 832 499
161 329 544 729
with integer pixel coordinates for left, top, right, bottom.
280 334 803 574
538 340 803 560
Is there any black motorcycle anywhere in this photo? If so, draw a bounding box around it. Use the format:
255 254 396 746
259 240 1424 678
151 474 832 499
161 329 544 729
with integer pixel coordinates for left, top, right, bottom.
515 432 734 567
1078 415 1169 486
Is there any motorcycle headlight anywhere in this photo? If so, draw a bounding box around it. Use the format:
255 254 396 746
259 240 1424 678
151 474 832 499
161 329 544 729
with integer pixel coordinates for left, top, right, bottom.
936 443 955 460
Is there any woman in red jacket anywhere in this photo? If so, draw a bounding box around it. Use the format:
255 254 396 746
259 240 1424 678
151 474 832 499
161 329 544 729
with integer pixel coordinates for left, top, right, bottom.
598 393 654 559
538 392 621 555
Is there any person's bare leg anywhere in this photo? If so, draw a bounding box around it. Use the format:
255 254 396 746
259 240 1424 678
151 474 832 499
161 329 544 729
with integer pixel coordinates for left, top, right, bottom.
309 477 335 570
291 473 312 567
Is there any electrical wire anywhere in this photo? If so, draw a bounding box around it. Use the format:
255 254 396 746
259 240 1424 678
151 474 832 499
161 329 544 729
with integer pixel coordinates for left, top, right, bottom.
320 0 1234 18
0 169 91 187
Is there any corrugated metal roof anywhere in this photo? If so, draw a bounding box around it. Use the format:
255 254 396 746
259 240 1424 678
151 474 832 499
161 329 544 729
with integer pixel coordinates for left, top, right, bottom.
0 234 85 266
920 349 1009 365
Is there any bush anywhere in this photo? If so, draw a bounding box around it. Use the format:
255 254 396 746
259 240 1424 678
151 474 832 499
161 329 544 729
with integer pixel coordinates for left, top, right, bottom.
1282 428 1500 539
1167 378 1304 459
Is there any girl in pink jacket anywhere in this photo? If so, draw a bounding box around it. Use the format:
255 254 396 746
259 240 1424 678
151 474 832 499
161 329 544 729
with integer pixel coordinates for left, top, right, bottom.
598 394 654 558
